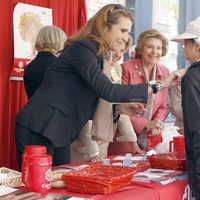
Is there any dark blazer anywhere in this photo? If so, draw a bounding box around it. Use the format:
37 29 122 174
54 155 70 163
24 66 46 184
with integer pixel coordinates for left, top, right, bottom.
16 39 148 148
23 52 57 99
182 61 200 199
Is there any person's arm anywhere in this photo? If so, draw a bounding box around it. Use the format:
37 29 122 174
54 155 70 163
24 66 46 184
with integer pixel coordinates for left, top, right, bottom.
170 85 184 128
64 40 182 106
147 69 185 95
114 103 145 116
63 40 148 103
162 69 185 89
128 89 166 134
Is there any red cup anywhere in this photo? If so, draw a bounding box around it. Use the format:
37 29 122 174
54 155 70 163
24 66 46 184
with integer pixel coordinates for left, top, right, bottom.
22 145 47 185
25 155 52 194
169 136 185 155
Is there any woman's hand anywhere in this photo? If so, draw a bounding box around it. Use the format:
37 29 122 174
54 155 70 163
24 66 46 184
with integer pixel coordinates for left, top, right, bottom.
163 69 185 89
151 127 162 136
115 103 146 116
146 119 164 131
90 155 104 163
177 128 184 135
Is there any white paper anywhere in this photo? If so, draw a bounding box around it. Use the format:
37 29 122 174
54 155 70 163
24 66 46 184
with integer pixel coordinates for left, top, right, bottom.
0 174 8 180
0 187 18 196
159 178 176 185
133 168 184 184
114 155 145 161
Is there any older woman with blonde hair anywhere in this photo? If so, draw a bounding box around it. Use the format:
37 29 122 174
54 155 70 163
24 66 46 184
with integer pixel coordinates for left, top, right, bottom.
24 25 67 99
109 28 169 154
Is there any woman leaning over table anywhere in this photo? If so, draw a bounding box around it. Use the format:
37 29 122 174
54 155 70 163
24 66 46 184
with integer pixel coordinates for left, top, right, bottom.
71 36 143 163
15 4 181 170
109 29 170 154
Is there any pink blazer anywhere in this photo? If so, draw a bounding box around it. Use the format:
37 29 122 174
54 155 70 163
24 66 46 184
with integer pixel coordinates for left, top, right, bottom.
122 58 169 134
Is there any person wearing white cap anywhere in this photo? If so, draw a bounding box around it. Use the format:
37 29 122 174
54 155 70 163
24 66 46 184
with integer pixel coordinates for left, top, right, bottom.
171 16 200 200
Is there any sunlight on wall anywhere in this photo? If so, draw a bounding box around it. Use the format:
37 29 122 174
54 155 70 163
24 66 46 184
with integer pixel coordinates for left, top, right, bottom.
154 0 185 72
86 0 125 19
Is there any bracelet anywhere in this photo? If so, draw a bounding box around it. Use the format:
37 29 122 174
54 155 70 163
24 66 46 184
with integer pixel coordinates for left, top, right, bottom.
156 80 163 92
149 80 163 94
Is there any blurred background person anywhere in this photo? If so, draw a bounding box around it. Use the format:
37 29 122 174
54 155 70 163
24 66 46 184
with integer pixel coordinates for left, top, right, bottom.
109 28 169 153
170 66 187 135
23 25 67 99
128 45 136 60
170 82 183 133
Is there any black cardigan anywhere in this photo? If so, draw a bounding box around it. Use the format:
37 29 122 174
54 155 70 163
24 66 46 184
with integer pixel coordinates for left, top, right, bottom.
23 51 57 99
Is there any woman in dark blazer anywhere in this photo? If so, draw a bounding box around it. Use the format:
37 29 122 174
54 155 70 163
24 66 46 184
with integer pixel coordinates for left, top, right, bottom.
15 3 181 169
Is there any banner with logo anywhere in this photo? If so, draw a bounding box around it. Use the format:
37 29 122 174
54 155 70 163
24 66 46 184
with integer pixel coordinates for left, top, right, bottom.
10 3 52 80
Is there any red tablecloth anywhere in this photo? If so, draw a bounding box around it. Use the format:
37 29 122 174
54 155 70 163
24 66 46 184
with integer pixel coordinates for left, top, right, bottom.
51 160 189 200
51 178 189 200
21 155 190 200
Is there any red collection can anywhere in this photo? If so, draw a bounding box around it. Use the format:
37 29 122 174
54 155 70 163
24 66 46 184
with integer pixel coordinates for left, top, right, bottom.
22 145 47 185
25 155 52 194
25 145 47 155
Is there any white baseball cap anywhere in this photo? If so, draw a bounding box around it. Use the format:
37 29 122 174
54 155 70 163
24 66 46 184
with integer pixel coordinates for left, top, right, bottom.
171 17 200 44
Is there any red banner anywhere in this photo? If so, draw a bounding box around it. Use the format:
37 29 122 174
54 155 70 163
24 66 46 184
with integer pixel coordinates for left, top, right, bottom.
10 3 52 81
10 58 31 80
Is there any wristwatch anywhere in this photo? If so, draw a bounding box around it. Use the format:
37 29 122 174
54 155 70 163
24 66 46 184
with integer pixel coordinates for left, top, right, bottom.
149 80 163 94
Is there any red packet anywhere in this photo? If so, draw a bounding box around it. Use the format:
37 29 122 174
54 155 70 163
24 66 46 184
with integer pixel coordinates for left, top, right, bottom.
147 131 163 149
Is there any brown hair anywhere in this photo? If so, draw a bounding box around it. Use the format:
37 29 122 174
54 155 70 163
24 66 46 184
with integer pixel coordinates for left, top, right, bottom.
64 4 133 58
135 28 168 58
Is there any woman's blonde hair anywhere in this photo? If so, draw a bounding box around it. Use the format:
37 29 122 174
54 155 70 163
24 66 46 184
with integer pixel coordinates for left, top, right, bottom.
35 25 67 54
65 4 133 58
125 35 133 52
135 28 168 58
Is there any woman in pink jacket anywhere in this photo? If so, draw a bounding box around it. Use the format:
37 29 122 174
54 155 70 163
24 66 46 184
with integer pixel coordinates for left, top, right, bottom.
108 28 169 153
